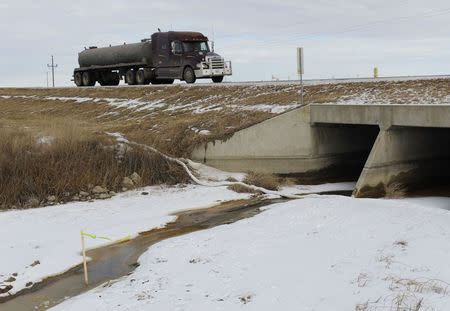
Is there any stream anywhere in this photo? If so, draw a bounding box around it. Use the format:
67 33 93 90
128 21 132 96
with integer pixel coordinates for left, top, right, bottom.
0 198 288 310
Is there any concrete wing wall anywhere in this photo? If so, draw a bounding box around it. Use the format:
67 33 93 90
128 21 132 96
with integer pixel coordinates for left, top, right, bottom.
191 106 316 173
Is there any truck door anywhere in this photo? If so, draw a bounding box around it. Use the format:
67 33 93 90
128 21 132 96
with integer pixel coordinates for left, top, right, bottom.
168 40 183 78
154 33 171 77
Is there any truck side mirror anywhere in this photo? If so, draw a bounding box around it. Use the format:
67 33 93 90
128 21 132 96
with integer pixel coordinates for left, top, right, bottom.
171 41 182 55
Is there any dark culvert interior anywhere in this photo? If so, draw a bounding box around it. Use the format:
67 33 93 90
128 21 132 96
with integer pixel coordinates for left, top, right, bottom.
389 126 450 197
285 124 380 184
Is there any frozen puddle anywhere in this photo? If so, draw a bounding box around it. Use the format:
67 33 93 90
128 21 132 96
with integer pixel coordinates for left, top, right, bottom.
0 198 286 310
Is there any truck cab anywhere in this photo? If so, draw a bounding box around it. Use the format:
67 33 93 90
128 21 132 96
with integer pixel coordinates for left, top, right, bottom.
152 31 232 83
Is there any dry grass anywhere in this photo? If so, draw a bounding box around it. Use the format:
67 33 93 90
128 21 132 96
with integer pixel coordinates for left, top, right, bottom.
0 121 188 209
385 182 408 198
243 172 281 191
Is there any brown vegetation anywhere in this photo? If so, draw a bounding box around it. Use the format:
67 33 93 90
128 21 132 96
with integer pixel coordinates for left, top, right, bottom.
0 121 188 209
243 172 281 191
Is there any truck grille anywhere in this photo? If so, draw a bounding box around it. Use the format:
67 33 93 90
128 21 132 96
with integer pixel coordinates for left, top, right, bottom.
210 57 225 69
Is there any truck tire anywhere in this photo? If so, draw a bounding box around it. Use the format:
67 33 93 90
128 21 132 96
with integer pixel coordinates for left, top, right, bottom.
82 72 95 87
109 73 120 86
74 72 83 87
136 70 147 85
212 76 224 83
183 67 196 84
126 70 136 85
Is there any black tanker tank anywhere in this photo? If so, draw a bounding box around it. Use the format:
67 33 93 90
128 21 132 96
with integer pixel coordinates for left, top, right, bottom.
78 41 153 68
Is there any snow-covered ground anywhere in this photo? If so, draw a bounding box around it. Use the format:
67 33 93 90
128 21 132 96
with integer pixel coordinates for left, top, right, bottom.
0 185 249 297
52 195 450 311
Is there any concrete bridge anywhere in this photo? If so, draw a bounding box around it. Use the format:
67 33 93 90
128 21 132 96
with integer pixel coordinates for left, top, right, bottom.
191 104 450 197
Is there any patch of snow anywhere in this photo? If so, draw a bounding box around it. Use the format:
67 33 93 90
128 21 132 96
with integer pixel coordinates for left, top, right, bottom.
36 135 55 145
46 96 93 103
198 130 211 136
54 195 450 311
191 127 212 136
187 160 245 183
281 182 356 195
0 185 249 298
238 103 302 114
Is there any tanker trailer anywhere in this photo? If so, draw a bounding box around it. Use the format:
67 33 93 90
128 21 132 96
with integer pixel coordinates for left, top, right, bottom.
73 31 232 87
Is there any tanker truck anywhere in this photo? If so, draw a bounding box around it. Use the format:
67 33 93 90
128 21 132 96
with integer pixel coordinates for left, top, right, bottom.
73 31 232 87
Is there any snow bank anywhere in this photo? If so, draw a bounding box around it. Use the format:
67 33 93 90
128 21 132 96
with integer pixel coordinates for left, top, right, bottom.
54 195 450 310
0 185 248 297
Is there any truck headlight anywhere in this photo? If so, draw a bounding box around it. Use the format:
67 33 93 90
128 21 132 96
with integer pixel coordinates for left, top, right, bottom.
201 63 209 69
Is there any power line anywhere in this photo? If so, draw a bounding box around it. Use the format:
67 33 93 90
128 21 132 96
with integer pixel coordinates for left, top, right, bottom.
223 6 450 49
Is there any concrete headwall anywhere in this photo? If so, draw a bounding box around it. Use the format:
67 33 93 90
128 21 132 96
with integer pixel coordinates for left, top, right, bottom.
191 105 379 178
191 104 450 197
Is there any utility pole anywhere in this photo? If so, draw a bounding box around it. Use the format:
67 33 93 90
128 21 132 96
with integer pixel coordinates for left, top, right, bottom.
297 47 304 106
47 55 58 87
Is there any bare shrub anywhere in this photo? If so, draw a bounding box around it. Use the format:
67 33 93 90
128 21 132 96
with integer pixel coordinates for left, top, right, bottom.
0 126 188 209
243 172 280 191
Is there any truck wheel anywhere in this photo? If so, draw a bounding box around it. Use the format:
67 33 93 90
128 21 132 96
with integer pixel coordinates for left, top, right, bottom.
126 70 136 85
109 73 120 86
212 76 224 83
74 72 83 87
183 67 196 84
82 72 95 87
136 70 147 85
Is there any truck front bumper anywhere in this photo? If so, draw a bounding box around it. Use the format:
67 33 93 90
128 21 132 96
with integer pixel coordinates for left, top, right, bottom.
194 61 232 78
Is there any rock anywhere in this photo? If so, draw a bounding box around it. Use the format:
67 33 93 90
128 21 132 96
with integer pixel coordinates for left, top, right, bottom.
26 197 40 208
46 195 57 202
92 186 108 194
62 192 71 198
12 273 18 277
130 172 142 185
98 193 111 200
30 260 40 267
122 177 134 189
26 282 33 287
109 191 116 196
122 187 128 192
72 195 80 201
141 192 149 196
0 284 13 294
79 191 89 197
5 276 16 282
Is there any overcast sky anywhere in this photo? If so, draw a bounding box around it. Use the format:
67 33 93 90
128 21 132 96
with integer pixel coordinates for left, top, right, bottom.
1 0 450 86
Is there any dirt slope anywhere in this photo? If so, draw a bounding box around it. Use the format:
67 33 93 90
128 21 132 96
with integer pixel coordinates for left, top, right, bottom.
1 78 449 156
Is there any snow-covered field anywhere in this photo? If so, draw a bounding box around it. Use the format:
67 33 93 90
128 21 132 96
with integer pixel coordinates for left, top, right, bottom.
51 194 450 311
0 185 249 297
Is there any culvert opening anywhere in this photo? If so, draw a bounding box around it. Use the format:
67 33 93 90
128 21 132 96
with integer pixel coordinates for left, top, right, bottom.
386 126 450 197
282 124 380 184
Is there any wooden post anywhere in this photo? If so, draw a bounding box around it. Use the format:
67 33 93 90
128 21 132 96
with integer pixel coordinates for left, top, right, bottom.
81 231 89 286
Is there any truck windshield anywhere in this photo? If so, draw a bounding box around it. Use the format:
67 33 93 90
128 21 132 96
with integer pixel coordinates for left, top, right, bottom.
182 41 210 53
